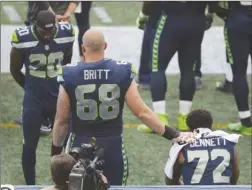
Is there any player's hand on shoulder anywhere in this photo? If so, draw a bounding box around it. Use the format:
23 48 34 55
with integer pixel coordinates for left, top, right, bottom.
172 131 197 144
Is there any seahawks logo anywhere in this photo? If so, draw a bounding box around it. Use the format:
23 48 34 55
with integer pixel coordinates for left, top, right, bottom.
1 185 15 190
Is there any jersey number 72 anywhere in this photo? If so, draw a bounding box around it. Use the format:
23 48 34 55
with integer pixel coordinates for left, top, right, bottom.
187 149 231 184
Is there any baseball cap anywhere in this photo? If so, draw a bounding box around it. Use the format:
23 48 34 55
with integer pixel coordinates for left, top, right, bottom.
36 10 56 31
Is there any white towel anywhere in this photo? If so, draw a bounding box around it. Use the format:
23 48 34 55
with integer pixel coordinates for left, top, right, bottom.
164 128 241 179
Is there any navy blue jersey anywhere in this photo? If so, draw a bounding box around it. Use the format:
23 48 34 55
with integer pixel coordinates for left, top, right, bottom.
11 22 75 101
58 59 136 137
181 136 235 185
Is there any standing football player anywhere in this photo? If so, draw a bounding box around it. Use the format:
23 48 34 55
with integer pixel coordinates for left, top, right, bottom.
214 2 234 93
164 109 240 185
74 1 92 61
10 11 75 185
136 1 162 89
15 1 79 135
194 6 214 90
215 1 252 135
137 1 218 133
51 28 196 186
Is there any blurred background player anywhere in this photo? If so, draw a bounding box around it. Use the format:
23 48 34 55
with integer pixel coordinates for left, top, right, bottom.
25 1 79 25
74 1 92 61
51 28 196 186
10 10 75 185
137 1 217 133
14 1 79 134
215 2 234 93
215 1 252 135
164 109 240 185
136 1 162 90
194 6 214 90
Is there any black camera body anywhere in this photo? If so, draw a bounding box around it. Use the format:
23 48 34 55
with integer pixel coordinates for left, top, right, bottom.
68 138 106 190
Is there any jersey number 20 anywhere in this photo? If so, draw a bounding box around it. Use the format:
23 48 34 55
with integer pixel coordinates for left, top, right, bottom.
29 52 63 78
187 149 231 184
75 84 120 120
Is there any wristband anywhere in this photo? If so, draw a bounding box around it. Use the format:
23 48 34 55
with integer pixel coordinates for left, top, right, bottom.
162 125 180 140
51 143 63 156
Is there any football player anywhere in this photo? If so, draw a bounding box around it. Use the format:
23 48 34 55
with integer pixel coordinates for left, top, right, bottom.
10 10 75 185
136 1 162 89
215 1 233 93
15 1 79 135
137 1 218 133
164 109 240 185
51 28 196 186
74 1 92 61
215 1 252 135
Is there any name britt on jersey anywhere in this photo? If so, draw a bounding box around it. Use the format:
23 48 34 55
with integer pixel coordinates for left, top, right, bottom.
84 69 110 80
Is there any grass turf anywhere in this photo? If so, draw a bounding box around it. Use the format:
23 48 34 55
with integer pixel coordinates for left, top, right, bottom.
1 2 224 26
0 73 251 185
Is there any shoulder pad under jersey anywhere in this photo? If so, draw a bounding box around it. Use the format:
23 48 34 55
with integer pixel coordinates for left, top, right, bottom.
11 25 38 49
54 22 75 45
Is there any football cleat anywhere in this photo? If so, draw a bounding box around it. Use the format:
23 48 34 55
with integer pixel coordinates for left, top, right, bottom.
137 113 168 133
40 118 52 136
216 79 233 93
177 113 189 131
228 122 252 136
195 76 203 90
40 124 52 135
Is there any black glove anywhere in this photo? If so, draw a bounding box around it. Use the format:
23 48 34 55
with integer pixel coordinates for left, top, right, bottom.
51 142 63 156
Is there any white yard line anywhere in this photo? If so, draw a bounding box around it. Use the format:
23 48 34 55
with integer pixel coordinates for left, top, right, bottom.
92 7 113 24
2 5 22 22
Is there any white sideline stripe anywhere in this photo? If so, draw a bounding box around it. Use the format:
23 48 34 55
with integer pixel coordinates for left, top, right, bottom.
92 7 113 23
2 6 21 22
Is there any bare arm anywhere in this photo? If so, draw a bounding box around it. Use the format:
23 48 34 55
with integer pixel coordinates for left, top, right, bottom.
57 1 79 22
65 1 79 15
125 80 179 139
231 146 240 185
10 47 25 89
52 85 71 152
165 152 183 185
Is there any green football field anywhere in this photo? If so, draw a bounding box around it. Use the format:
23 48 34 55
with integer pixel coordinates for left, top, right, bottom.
1 74 252 185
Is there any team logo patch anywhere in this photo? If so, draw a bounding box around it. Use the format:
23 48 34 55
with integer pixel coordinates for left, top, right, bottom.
45 45 49 51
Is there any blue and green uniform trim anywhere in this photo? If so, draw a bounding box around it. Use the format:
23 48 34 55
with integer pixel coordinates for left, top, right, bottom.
152 14 167 72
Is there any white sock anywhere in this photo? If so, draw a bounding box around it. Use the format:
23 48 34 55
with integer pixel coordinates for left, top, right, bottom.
153 100 166 114
238 111 251 119
225 63 233 82
179 100 192 115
